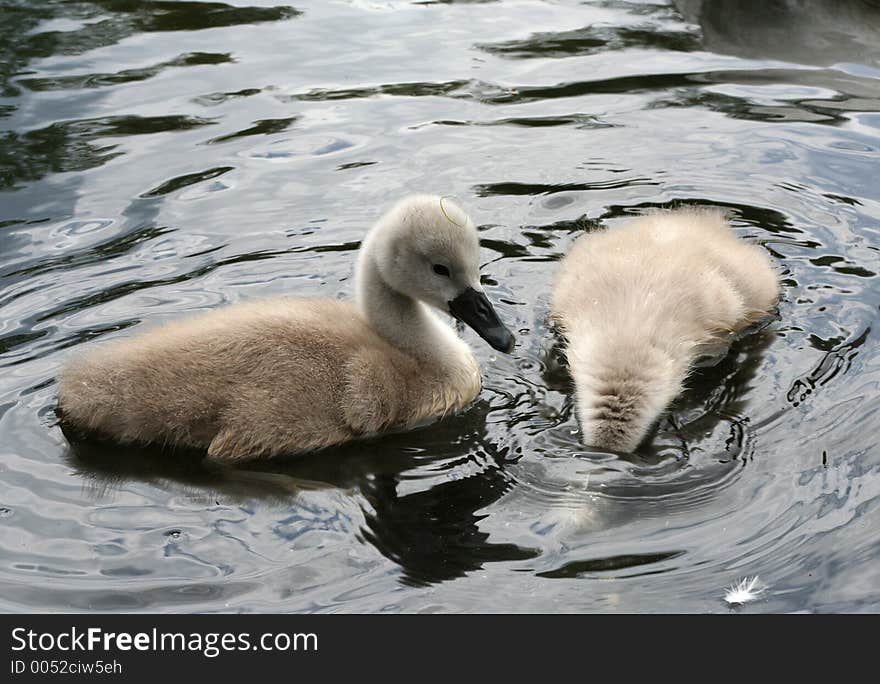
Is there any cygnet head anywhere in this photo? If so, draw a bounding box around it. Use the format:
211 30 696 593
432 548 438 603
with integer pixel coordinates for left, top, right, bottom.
359 194 516 353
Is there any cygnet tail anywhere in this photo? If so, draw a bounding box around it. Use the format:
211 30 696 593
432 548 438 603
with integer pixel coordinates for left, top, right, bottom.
567 338 688 452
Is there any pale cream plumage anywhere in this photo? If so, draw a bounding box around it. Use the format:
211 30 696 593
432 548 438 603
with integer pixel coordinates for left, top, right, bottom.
551 208 779 452
57 195 514 461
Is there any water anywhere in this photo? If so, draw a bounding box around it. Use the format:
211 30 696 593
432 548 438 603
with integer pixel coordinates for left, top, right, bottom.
1 0 878 613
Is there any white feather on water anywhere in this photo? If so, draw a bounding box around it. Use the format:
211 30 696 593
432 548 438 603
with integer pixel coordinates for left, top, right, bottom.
724 576 766 605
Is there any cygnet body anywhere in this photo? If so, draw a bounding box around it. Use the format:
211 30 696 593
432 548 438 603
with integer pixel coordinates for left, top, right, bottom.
57 195 515 461
551 209 779 452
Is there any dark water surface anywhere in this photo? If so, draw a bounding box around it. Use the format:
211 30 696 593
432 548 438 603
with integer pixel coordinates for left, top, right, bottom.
1 0 878 612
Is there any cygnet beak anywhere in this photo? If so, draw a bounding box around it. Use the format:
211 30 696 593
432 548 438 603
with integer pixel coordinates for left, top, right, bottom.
448 287 516 353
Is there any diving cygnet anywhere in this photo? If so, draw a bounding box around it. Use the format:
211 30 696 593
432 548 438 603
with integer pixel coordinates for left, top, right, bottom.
551 209 779 452
57 195 515 461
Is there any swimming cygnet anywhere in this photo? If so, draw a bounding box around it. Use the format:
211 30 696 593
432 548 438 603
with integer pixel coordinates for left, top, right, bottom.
551 208 779 452
57 195 515 461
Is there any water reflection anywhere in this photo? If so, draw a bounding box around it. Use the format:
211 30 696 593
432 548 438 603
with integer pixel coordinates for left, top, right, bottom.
64 401 539 588
60 274 781 591
1 0 879 611
675 0 880 67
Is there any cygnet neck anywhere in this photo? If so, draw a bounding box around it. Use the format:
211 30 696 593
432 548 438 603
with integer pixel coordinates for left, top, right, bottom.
355 249 462 362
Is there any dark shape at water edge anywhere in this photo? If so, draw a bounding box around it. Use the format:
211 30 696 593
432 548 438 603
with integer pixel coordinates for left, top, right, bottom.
674 0 880 67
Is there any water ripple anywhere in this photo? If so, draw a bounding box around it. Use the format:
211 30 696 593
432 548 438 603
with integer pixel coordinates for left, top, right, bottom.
0 0 878 613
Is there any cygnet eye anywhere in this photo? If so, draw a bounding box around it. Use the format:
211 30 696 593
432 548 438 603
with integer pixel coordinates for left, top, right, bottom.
432 264 451 277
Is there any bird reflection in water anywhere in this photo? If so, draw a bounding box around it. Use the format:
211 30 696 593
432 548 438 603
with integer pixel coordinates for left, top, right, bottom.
63 400 539 588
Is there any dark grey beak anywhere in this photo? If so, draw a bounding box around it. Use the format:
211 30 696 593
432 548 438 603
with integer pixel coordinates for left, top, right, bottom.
448 287 516 353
